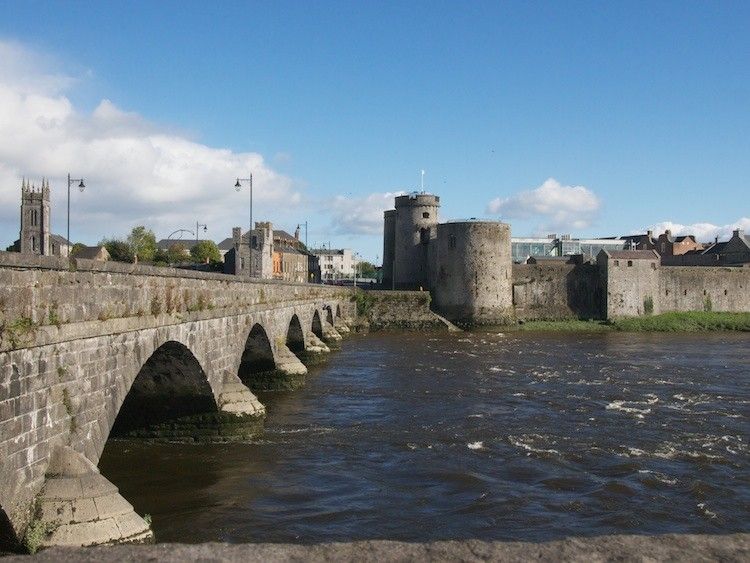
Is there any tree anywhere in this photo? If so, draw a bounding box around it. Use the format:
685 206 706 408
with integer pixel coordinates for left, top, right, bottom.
101 238 134 263
190 240 222 264
358 261 377 278
166 243 189 263
70 243 87 257
127 226 157 262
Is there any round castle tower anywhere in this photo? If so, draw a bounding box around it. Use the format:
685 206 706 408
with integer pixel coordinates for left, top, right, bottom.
432 220 513 325
393 193 440 289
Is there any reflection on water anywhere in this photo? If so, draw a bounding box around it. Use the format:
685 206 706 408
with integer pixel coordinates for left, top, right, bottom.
98 331 750 543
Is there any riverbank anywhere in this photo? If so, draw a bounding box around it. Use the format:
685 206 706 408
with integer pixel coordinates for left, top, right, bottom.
516 311 750 332
5 533 749 561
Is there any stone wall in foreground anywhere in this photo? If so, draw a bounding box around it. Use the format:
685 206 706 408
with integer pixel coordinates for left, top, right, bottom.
5 533 749 561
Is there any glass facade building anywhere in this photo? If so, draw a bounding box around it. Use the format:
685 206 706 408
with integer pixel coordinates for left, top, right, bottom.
511 236 627 263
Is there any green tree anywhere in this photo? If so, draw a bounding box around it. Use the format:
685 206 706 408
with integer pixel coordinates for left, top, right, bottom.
166 243 189 263
127 226 157 262
358 261 377 278
101 238 134 263
70 242 87 257
190 240 222 264
152 248 170 266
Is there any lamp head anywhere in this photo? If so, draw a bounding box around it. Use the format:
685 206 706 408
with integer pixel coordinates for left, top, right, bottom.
78 180 85 192
234 179 241 191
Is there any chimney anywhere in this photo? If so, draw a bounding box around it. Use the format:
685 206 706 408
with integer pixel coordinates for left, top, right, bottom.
647 230 653 238
733 228 743 238
665 229 671 237
715 236 719 244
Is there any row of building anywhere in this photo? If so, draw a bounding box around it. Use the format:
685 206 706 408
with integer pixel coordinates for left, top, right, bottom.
510 229 750 266
8 179 357 283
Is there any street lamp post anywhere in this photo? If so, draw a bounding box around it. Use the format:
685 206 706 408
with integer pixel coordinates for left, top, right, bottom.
66 173 85 248
234 175 253 236
235 175 253 275
195 221 207 248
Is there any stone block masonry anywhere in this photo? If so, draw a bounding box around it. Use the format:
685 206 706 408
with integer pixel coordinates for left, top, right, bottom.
0 252 355 550
511 263 602 320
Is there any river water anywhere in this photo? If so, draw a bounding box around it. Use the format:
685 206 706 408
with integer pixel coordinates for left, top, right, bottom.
99 331 750 543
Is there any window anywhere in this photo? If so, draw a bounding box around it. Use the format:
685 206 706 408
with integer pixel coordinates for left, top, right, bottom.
422 212 430 219
627 260 633 267
613 260 620 266
683 289 687 296
449 233 456 249
251 236 258 249
651 263 656 270
31 236 37 251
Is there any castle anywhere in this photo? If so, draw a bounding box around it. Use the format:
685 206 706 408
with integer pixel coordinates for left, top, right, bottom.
382 192 750 326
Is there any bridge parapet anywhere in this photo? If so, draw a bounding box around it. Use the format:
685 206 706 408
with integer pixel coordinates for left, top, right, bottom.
0 251 354 352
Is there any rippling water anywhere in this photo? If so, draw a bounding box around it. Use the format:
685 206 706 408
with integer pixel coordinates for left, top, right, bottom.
99 331 750 543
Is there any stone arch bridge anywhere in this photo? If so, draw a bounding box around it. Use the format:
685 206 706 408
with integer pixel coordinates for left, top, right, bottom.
0 253 356 550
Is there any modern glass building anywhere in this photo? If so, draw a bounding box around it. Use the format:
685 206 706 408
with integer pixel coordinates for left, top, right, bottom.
510 235 628 263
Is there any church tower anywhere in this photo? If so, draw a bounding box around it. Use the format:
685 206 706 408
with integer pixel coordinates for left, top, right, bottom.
19 178 51 255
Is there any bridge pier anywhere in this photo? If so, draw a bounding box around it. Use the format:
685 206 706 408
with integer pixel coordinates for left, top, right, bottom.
322 324 342 344
28 446 152 551
272 344 308 390
333 318 351 335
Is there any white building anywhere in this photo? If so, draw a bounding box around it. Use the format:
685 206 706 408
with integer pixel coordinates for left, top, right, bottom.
311 248 355 281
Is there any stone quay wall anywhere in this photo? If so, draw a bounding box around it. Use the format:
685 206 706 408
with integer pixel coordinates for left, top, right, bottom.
511 263 603 320
356 290 447 330
0 251 356 547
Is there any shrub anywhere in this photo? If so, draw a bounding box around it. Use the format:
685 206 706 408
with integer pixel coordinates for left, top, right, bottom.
643 296 654 315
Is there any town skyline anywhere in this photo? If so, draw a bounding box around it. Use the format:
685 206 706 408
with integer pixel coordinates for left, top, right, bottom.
1 2 749 261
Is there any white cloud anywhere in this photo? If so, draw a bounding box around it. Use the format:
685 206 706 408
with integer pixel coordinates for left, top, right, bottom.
0 39 301 245
328 191 406 235
486 178 601 232
640 218 750 243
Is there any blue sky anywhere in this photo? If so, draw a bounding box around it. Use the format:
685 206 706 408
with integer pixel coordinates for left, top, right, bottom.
0 1 748 261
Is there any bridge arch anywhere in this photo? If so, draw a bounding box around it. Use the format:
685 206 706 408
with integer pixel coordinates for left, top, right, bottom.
0 506 18 552
311 309 324 339
286 314 305 357
108 340 217 441
324 305 334 326
237 323 276 391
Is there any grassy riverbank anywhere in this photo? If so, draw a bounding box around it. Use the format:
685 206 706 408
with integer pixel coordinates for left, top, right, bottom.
517 311 750 332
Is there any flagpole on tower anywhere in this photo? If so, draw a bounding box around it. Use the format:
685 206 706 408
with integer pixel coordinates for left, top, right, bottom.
420 169 425 192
